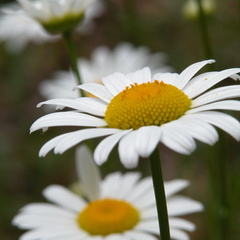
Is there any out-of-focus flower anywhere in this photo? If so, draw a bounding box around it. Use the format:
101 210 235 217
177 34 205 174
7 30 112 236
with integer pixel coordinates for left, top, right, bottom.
13 145 203 240
39 42 172 99
0 7 57 52
31 60 240 168
17 0 97 33
182 0 216 19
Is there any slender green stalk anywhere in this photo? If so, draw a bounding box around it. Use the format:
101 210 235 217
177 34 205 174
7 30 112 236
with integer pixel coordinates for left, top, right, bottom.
196 0 214 68
149 147 170 240
62 31 84 96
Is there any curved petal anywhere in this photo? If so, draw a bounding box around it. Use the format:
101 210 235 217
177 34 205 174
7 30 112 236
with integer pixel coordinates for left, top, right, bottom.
188 111 240 141
187 68 240 98
192 85 240 107
153 72 179 85
118 131 140 168
30 112 107 133
164 179 189 198
54 128 122 154
126 67 152 84
43 185 86 212
167 196 204 217
169 218 196 231
170 228 190 240
94 129 132 165
75 145 101 201
76 83 113 103
188 100 240 114
135 220 159 235
174 59 215 89
124 230 158 240
102 72 132 96
135 126 162 158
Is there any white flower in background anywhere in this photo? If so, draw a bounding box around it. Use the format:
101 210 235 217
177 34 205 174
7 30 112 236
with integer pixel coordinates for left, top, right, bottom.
17 0 97 33
182 0 216 19
0 7 57 52
13 145 203 240
39 43 172 99
31 60 240 168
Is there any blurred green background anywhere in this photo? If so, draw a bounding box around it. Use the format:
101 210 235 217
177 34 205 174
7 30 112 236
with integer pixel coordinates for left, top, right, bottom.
0 0 239 240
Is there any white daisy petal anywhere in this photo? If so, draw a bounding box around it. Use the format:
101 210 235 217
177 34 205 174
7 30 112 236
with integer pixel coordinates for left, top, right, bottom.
164 180 189 198
192 85 240 107
135 220 159 235
167 196 204 216
94 129 132 165
75 145 101 201
188 100 240 114
169 218 196 232
76 83 113 103
126 67 152 84
102 72 132 96
118 131 139 168
153 72 179 85
189 111 240 140
174 59 215 89
188 68 240 98
54 128 122 154
135 126 162 158
170 228 190 240
43 185 86 212
30 112 107 133
124 230 158 240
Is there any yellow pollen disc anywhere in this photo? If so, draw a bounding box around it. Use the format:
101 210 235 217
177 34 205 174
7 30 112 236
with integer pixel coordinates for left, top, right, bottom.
77 199 140 235
105 81 191 130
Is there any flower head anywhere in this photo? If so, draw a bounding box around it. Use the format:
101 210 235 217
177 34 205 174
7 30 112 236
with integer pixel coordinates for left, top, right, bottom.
39 43 172 100
31 60 240 168
0 7 57 52
13 145 203 240
17 0 96 33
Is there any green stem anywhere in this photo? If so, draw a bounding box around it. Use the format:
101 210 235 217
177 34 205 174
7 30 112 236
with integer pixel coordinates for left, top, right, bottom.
149 147 170 240
62 31 84 96
196 0 214 68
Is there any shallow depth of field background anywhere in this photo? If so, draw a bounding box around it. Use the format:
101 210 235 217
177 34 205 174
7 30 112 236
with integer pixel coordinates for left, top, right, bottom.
0 0 239 240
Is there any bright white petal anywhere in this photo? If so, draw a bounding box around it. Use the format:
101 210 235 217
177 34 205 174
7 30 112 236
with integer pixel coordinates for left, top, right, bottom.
75 145 101 201
54 128 122 154
192 85 240 107
30 112 107 133
167 196 204 216
153 72 179 85
174 59 215 89
170 228 190 240
126 67 152 84
187 68 240 98
76 83 113 103
118 131 139 168
188 111 240 140
102 72 132 96
94 129 132 165
43 185 86 212
188 100 240 114
135 220 159 235
135 126 162 158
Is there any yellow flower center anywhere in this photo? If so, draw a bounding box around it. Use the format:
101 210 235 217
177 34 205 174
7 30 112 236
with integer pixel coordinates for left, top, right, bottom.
105 81 191 130
77 199 140 235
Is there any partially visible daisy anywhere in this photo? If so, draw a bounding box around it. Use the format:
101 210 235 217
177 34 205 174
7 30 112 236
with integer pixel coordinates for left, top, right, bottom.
39 42 172 99
13 145 203 240
17 0 97 33
31 60 240 168
0 7 57 52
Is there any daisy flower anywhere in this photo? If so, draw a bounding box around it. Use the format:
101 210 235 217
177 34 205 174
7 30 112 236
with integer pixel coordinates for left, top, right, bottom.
13 145 203 240
0 7 57 52
17 0 97 33
39 42 172 100
31 59 240 168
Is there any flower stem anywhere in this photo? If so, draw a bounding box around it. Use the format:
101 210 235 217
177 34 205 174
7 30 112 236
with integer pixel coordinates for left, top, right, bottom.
149 147 170 240
62 31 84 96
196 0 214 69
